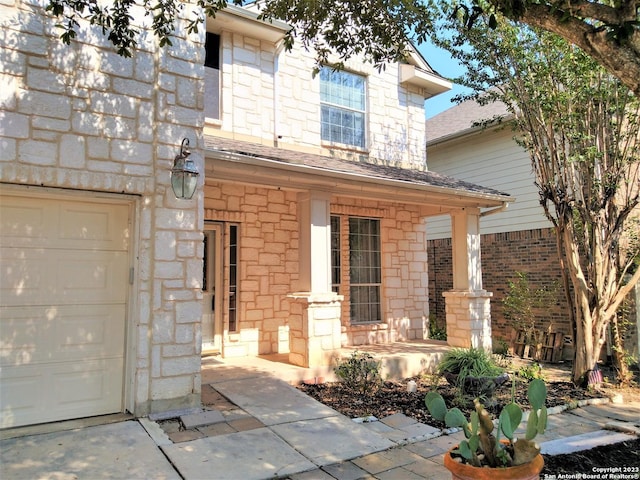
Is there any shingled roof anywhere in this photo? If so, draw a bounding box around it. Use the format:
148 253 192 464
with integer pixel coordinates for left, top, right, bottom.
426 97 512 145
204 136 510 200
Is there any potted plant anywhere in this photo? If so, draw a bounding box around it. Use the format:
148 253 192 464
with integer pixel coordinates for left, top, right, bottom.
425 378 548 480
437 347 510 399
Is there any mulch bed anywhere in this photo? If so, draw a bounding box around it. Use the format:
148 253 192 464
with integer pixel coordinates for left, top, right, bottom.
297 368 640 475
297 376 605 429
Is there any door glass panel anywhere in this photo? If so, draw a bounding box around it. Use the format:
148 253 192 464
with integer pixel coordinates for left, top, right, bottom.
202 224 222 352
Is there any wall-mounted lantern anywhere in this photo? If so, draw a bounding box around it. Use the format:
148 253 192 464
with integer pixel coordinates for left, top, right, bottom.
171 138 199 199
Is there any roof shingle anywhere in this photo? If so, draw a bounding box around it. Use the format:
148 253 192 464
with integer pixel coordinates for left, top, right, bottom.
204 136 510 199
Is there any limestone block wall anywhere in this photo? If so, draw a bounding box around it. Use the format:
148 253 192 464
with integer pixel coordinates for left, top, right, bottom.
0 2 205 416
204 181 300 355
214 32 277 140
332 197 430 345
203 183 430 353
206 30 428 169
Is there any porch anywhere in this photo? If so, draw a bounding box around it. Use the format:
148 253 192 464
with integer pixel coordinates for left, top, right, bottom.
201 339 452 385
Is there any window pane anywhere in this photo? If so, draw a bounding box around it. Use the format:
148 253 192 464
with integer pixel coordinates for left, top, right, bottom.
229 224 238 332
331 216 341 292
349 218 381 324
204 33 221 120
320 66 366 148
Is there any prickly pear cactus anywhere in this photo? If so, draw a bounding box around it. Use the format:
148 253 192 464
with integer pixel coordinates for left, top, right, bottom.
425 378 548 468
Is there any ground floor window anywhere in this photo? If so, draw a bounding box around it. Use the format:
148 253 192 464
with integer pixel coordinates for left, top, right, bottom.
331 216 382 324
228 224 238 332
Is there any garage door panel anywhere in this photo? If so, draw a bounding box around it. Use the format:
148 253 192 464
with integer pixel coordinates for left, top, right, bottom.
0 203 48 245
0 192 130 428
0 196 129 250
0 305 125 367
58 205 128 249
0 358 123 428
0 251 45 303
1 248 128 306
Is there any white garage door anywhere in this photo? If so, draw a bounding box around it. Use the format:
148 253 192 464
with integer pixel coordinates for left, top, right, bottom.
0 191 130 428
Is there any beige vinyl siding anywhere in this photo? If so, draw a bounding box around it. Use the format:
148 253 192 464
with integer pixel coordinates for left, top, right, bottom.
426 128 550 239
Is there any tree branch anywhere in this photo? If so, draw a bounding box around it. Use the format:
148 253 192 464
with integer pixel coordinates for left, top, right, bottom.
519 4 640 95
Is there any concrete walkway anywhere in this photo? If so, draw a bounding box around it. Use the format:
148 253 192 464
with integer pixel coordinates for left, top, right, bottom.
2 360 639 480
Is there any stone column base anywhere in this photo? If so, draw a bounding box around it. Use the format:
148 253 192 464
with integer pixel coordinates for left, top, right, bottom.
443 289 493 351
287 292 343 368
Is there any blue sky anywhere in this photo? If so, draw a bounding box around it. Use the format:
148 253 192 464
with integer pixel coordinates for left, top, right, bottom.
417 41 469 118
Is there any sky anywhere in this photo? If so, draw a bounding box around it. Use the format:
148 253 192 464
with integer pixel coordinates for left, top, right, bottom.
417 41 470 119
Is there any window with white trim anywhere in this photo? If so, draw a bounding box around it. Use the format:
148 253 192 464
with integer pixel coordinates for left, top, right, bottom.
320 67 366 149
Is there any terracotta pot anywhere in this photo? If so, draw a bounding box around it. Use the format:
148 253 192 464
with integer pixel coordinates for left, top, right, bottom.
443 446 544 480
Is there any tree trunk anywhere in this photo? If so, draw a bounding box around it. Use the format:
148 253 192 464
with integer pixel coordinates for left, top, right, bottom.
610 314 631 385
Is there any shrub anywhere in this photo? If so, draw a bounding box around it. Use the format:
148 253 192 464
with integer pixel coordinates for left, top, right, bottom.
438 347 508 401
517 362 545 381
437 347 505 378
334 351 382 394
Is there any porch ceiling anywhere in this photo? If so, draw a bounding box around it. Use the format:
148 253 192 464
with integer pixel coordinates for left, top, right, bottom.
204 136 513 215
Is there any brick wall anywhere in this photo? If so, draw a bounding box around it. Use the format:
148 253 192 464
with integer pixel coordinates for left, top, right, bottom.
428 228 571 348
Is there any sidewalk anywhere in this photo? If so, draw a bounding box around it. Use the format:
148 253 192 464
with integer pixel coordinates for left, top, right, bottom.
1 360 639 480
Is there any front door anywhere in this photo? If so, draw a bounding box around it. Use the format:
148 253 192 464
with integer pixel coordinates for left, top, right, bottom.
202 223 223 353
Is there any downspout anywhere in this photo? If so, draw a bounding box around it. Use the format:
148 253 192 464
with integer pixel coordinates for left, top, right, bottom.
273 39 286 146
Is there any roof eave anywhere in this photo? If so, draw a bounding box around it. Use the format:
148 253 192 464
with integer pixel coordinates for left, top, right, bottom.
206 5 290 43
399 64 452 98
204 146 512 209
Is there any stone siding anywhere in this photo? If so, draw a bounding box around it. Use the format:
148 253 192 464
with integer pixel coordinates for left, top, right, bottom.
1 2 205 416
206 32 428 169
204 185 430 353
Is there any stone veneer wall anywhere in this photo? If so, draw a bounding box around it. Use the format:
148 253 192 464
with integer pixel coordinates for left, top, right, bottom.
333 199 430 345
428 228 570 348
1 2 205 416
204 184 431 353
204 181 301 355
207 31 429 170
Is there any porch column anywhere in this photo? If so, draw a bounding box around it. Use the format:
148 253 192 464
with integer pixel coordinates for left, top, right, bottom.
288 191 342 367
444 208 493 350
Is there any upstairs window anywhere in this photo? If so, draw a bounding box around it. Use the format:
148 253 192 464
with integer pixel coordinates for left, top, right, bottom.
320 67 366 149
204 32 221 120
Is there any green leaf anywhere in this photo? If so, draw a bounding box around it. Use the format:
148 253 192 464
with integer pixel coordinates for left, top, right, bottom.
499 408 513 439
445 408 468 429
504 402 523 431
468 434 479 452
525 408 538 440
456 440 473 460
424 392 447 421
538 406 548 434
528 379 547 410
470 410 479 435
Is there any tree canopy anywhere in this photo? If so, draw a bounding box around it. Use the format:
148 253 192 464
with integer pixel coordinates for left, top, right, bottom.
429 2 640 383
45 0 640 95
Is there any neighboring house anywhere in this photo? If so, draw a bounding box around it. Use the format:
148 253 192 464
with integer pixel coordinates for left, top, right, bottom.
425 98 639 362
1 3 511 429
